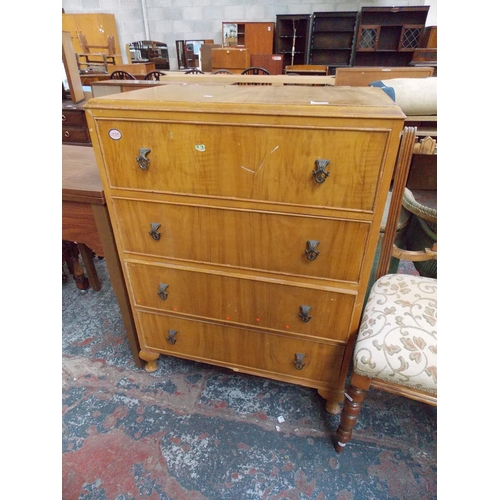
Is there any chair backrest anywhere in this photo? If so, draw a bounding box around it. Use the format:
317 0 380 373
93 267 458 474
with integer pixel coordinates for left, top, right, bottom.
144 71 166 81
212 69 233 74
241 67 270 75
184 68 204 74
109 71 137 80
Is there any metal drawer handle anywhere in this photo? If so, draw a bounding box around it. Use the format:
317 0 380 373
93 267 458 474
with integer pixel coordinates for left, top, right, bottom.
312 159 330 183
167 329 177 345
294 353 306 370
136 148 151 170
64 131 70 138
149 222 161 240
157 283 169 300
299 305 312 323
62 114 67 122
305 240 320 261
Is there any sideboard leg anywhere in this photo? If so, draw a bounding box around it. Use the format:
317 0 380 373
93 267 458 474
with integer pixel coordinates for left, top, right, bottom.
139 350 160 372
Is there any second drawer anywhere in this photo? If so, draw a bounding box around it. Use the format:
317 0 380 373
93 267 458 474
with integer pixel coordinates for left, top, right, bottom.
114 198 371 283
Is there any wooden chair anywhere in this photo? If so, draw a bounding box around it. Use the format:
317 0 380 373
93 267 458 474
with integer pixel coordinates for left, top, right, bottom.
109 71 136 80
212 69 233 74
334 127 437 453
241 66 270 75
144 71 166 81
77 31 119 70
184 68 204 74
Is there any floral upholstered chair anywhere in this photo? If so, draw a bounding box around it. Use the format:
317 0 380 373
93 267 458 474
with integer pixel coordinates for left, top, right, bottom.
334 127 437 453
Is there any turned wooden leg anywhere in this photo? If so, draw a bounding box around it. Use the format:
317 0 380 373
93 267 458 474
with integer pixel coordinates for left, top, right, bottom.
317 389 344 415
334 373 371 453
63 241 89 291
139 350 160 372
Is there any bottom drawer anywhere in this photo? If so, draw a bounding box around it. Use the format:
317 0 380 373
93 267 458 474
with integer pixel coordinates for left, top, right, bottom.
138 311 344 387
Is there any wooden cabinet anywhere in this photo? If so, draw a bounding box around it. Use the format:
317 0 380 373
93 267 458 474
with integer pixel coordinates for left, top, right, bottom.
85 84 404 414
308 12 358 74
353 6 430 67
211 48 250 73
62 100 91 145
274 15 311 67
222 22 274 55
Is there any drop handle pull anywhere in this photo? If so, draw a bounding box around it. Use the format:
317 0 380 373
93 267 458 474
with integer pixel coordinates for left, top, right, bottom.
149 222 161 241
299 305 312 323
157 283 169 300
136 148 151 170
305 240 320 261
294 353 306 370
167 329 177 345
312 159 330 183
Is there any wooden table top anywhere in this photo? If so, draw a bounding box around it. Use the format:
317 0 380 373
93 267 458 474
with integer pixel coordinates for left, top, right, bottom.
62 145 105 205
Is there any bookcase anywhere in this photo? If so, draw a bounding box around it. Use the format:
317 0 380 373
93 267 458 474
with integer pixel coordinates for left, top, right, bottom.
353 6 430 67
308 12 358 74
274 15 311 67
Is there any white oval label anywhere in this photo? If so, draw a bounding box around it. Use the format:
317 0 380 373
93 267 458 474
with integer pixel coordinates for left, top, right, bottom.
109 129 122 140
195 144 206 152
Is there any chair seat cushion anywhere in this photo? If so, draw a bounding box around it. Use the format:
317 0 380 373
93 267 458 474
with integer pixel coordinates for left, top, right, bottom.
353 274 437 393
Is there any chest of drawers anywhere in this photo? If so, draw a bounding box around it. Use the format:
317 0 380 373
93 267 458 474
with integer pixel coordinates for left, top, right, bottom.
62 100 91 145
85 84 404 414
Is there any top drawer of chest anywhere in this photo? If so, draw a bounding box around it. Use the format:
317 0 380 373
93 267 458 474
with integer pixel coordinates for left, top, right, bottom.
94 119 391 212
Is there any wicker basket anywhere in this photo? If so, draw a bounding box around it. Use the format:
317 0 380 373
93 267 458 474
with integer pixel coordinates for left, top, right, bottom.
402 188 437 278
367 191 411 293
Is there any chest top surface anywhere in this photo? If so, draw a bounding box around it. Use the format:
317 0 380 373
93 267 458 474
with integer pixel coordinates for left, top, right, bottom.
85 84 405 120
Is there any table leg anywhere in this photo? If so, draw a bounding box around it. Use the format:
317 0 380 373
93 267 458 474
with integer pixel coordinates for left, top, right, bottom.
78 243 102 291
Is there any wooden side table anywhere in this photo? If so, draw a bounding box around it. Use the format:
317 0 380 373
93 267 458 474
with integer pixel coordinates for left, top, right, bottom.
62 145 143 368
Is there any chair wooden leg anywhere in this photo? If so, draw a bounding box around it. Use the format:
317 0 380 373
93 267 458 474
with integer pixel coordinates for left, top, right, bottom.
334 373 372 453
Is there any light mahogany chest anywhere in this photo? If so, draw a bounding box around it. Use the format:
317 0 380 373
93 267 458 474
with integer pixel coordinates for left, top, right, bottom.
85 84 404 414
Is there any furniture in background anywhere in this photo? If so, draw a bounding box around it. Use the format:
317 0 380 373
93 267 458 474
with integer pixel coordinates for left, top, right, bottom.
250 54 284 75
150 72 335 86
334 66 434 86
144 71 166 81
127 41 170 70
62 31 85 104
91 79 164 97
85 84 405 414
274 15 312 67
62 145 143 369
62 12 123 65
285 64 328 75
222 22 274 54
62 99 91 146
176 40 214 69
411 26 437 71
241 66 270 75
76 31 119 72
110 71 136 80
184 68 204 74
334 127 437 453
353 6 429 67
199 43 222 72
211 48 251 74
308 11 358 74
